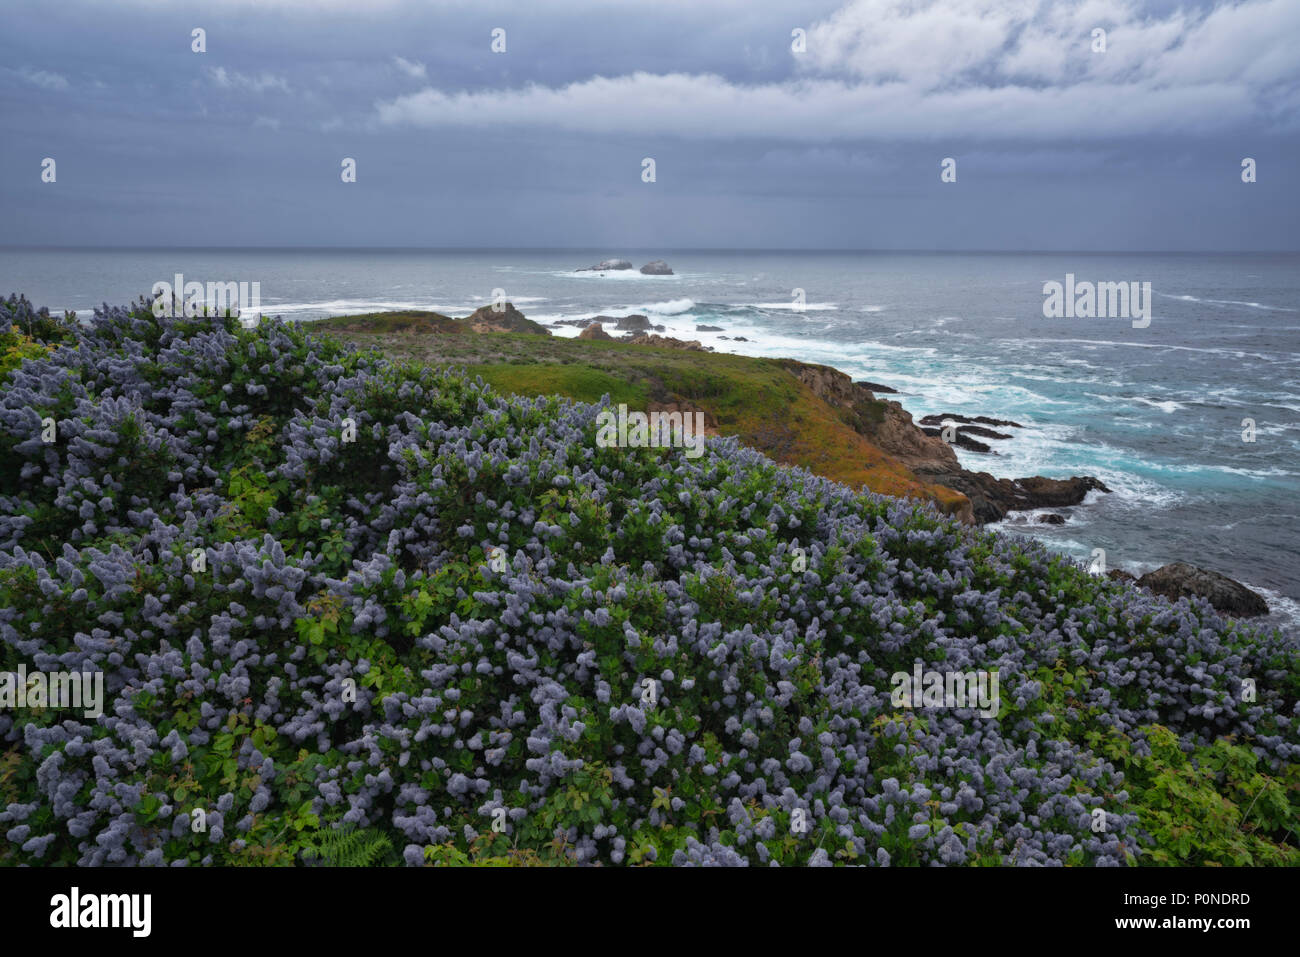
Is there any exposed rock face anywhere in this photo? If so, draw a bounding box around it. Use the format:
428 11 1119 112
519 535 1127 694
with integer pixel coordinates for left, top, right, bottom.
1037 513 1066 525
459 303 551 335
640 260 674 275
578 322 613 341
777 359 1110 524
614 314 652 331
1137 562 1269 618
696 325 724 332
577 259 633 272
1107 569 1137 583
780 360 960 475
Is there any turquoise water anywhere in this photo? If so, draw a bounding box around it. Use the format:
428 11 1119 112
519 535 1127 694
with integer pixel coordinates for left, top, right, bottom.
3 247 1297 625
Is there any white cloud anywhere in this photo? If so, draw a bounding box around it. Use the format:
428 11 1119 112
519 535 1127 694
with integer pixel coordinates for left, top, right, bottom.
375 0 1299 140
14 68 70 91
208 66 291 94
392 56 427 80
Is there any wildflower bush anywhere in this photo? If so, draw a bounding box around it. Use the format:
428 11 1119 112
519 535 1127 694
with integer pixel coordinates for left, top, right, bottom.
1 293 1296 866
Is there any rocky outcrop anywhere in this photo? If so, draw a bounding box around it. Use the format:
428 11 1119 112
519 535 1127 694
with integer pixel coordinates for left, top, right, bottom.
919 414 1017 453
776 359 1110 524
578 322 613 341
855 380 898 394
640 260 674 275
624 334 710 352
577 259 633 272
614 314 652 331
921 428 992 454
696 325 724 332
780 362 957 470
1136 563 1269 618
920 471 1110 524
920 412 1024 429
459 302 551 335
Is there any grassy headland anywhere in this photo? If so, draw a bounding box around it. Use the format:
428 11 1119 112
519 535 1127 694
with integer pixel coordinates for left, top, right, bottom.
309 310 972 518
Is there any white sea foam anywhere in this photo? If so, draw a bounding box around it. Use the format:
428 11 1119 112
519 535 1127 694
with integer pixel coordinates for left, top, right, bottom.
1132 397 1184 413
1157 292 1297 312
261 299 452 316
1007 338 1293 363
1253 589 1300 636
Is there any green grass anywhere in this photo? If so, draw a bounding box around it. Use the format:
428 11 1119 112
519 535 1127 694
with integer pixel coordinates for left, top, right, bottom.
474 363 652 406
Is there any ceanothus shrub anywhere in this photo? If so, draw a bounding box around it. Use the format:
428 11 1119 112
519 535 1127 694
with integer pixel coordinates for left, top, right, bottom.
0 294 1296 867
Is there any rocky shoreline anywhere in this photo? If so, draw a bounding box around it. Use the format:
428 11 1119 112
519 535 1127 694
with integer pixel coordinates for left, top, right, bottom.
793 361 1272 617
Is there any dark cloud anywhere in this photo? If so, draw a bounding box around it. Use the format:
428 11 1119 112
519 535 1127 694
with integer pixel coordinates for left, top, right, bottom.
1 0 1295 249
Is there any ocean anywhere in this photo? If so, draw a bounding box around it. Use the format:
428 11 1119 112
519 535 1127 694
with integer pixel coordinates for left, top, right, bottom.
3 247 1297 630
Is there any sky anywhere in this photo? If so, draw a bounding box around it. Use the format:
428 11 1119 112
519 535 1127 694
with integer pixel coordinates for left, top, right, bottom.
1 0 1297 250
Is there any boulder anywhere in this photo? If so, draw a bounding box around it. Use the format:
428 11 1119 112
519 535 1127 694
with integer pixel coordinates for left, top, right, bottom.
640 260 674 275
577 259 633 272
1136 562 1269 618
614 314 652 331
578 322 613 341
1107 569 1137 583
696 325 724 332
1036 513 1066 525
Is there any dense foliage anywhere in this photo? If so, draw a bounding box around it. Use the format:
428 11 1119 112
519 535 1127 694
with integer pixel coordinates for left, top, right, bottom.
1 294 1297 866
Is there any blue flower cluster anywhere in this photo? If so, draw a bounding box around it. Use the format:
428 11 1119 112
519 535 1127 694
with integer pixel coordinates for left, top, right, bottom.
1 294 1296 866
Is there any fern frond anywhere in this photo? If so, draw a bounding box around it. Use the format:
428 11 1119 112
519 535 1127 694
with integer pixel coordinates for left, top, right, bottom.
300 822 394 867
